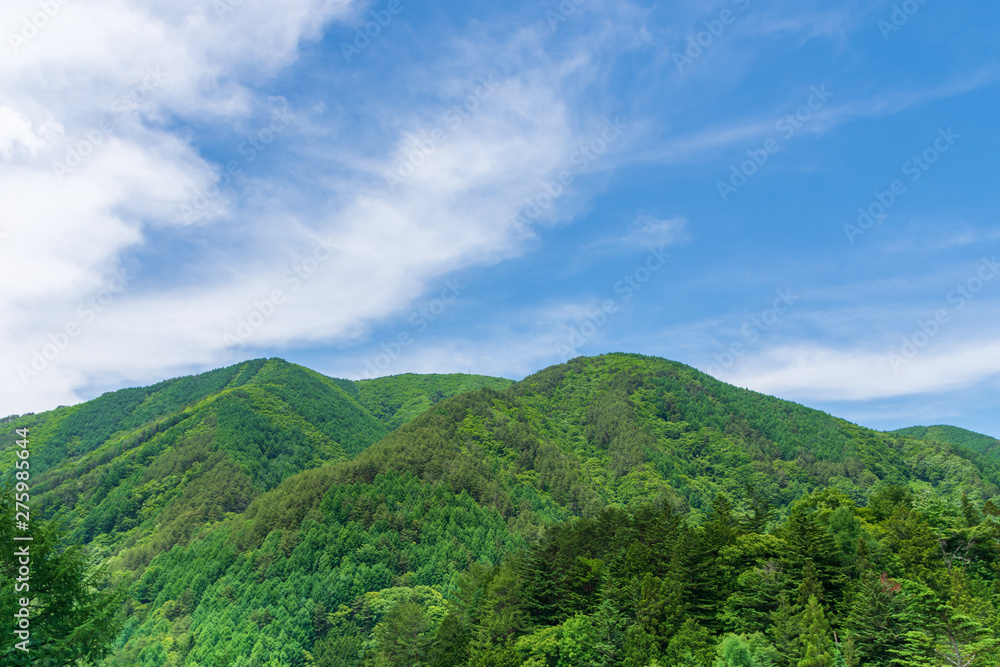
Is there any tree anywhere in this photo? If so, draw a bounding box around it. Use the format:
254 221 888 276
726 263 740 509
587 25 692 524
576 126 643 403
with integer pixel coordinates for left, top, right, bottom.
769 592 802 667
934 610 999 667
780 501 841 598
468 560 528 664
427 613 471 667
715 633 761 667
661 619 715 667
0 489 123 665
742 485 776 534
798 596 834 667
369 600 434 667
845 572 905 666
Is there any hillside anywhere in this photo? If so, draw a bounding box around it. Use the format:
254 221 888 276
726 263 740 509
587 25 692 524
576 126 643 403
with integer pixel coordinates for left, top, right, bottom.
893 424 1000 460
342 354 1000 521
4 353 1000 666
356 373 516 431
0 359 510 569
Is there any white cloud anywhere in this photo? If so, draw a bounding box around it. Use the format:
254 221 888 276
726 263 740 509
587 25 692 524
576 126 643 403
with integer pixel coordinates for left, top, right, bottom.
0 0 643 414
635 67 998 167
0 0 356 412
715 338 1000 401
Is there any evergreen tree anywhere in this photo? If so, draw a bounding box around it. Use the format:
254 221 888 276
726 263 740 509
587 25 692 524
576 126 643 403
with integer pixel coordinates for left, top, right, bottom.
0 490 123 666
468 560 528 663
797 561 825 607
742 485 776 534
427 613 470 667
846 571 905 666
769 591 802 667
661 619 715 667
798 596 834 667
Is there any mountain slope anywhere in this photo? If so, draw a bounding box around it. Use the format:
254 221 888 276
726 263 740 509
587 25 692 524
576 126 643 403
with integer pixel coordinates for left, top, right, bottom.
893 424 1000 460
0 359 509 569
356 373 515 430
342 353 1000 520
81 353 1000 666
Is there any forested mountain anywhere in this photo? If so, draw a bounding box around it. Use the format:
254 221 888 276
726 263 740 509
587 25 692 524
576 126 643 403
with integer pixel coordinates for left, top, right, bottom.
353 374 515 431
893 425 1000 461
4 353 1000 666
0 359 509 571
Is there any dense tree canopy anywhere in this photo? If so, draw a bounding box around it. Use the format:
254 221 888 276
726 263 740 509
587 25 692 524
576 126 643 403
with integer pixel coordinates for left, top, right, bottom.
3 353 1000 665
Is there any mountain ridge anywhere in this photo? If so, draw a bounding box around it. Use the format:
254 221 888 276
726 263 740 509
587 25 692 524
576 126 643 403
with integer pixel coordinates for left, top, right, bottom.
0 358 511 569
4 352 1000 666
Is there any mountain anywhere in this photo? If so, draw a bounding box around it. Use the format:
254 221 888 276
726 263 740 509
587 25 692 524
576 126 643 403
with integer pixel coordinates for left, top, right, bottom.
893 424 1000 460
336 353 999 525
353 373 516 431
4 353 1000 666
0 359 512 568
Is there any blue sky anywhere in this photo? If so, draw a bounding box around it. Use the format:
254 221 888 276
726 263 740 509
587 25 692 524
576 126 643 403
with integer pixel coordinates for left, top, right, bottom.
2 0 999 438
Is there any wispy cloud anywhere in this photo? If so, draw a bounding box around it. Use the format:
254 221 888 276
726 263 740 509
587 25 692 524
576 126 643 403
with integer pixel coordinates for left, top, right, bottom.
717 337 1000 401
0 0 651 412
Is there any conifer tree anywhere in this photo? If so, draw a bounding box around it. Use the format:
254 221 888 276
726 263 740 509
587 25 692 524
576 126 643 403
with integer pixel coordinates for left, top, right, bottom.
846 571 905 666
798 596 834 667
769 591 802 667
1 490 123 666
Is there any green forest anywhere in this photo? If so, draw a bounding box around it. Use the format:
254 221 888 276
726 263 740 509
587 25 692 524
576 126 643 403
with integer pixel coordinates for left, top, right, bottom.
3 353 1000 666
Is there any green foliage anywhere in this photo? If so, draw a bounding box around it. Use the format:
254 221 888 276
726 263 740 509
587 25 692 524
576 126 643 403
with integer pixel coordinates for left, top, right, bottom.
798 596 834 667
715 633 761 667
0 489 123 665
893 425 1000 461
357 374 515 431
5 352 1000 666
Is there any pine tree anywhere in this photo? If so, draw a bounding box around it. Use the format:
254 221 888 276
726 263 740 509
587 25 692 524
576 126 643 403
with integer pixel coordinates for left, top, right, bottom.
933 609 1000 667
769 591 802 667
742 484 776 534
427 613 470 667
369 598 432 667
846 571 905 666
0 490 124 666
468 560 528 662
661 619 715 667
798 596 834 667
781 501 841 599
797 561 825 607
